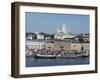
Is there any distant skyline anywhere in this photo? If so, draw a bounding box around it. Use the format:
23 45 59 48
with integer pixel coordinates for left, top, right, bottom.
25 12 89 34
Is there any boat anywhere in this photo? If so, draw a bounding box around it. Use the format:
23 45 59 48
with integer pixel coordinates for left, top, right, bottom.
81 53 89 57
35 54 56 59
26 50 35 57
34 51 89 59
56 54 78 58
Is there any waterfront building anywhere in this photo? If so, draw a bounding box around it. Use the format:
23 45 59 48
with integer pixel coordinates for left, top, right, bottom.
54 23 75 40
26 39 90 54
82 34 89 43
26 33 37 40
71 42 82 52
26 33 33 40
45 36 51 40
45 42 54 50
53 40 71 51
75 33 89 43
83 43 89 52
71 42 89 52
26 40 47 50
36 33 44 40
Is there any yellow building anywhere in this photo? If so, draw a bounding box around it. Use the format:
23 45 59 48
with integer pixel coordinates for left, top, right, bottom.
53 41 71 51
45 42 54 50
45 40 71 51
71 42 82 52
45 40 89 52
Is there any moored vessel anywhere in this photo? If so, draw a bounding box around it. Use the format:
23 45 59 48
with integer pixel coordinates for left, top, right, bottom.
35 54 56 59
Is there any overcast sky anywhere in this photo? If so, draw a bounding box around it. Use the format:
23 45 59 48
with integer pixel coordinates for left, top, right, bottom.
25 12 89 34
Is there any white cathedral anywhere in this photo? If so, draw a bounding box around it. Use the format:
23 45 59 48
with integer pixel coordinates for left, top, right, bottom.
54 23 75 40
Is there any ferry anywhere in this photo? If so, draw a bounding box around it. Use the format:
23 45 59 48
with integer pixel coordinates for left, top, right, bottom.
35 54 56 59
35 52 89 59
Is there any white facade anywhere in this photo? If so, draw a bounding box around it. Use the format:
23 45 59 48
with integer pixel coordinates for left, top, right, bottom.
26 40 46 49
83 43 90 52
45 37 51 40
36 34 44 40
27 35 33 40
54 23 74 40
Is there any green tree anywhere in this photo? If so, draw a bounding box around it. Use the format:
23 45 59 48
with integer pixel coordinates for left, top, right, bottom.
32 35 37 40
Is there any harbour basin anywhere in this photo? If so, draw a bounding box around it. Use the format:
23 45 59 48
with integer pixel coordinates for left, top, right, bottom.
26 56 89 67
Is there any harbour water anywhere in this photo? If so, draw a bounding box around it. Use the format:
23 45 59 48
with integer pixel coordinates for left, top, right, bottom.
26 57 89 67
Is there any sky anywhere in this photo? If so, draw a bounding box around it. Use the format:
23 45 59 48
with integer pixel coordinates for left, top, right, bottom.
25 12 89 34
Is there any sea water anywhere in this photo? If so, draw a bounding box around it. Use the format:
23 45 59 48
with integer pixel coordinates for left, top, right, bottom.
26 57 89 67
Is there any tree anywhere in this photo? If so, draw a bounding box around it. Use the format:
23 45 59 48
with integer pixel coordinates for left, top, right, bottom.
50 34 54 39
32 35 37 40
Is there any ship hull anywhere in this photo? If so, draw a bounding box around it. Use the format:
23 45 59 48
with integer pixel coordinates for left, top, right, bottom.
35 54 56 59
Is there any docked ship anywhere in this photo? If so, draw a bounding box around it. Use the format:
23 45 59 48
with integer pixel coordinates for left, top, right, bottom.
35 51 89 59
35 54 56 59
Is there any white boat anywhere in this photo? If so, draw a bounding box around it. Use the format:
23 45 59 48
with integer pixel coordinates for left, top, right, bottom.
82 51 89 57
35 54 56 58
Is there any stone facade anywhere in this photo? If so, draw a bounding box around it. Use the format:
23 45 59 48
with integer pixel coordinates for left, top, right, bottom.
71 42 89 52
53 41 71 51
26 40 89 53
45 42 54 50
83 43 89 52
71 43 82 52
